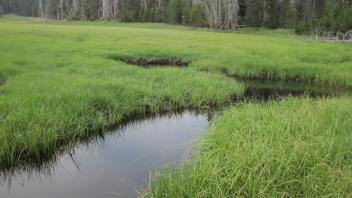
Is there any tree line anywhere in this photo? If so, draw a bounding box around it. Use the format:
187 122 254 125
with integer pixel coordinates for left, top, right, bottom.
1 0 351 34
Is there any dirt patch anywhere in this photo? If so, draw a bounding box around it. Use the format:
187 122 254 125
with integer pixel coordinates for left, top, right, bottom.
0 79 5 86
109 55 190 68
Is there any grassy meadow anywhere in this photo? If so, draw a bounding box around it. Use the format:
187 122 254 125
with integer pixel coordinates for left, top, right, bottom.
1 16 352 196
149 97 352 197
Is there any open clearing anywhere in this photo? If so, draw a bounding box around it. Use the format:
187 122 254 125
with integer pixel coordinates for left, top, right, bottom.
1 17 352 197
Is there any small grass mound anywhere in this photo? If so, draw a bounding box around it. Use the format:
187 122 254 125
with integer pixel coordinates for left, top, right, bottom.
108 55 190 67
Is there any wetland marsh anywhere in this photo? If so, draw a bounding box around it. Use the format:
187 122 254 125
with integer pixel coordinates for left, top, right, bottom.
0 16 352 197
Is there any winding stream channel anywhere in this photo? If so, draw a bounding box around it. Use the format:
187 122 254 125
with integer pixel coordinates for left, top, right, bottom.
0 81 348 198
0 111 210 198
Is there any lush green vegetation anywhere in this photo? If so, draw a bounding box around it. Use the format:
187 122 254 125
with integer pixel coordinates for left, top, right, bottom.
0 17 244 167
0 17 352 196
149 97 352 197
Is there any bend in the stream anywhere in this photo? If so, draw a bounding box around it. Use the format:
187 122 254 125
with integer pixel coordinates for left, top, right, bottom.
0 79 350 198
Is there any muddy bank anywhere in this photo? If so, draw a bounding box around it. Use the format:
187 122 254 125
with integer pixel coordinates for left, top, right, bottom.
219 68 350 87
0 79 5 86
108 55 190 67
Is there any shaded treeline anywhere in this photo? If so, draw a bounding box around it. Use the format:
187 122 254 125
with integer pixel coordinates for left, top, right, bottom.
0 0 351 33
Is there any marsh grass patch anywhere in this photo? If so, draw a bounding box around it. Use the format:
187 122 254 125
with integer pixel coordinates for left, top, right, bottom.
108 55 191 68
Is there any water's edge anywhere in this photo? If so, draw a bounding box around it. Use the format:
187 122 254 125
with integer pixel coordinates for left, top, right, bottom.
1 80 349 198
0 111 210 198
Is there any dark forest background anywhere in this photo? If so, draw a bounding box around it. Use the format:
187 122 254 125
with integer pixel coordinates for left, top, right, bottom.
0 0 351 34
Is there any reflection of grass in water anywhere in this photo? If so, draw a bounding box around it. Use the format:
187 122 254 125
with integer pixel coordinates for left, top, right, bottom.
242 80 351 100
150 97 352 197
0 110 209 188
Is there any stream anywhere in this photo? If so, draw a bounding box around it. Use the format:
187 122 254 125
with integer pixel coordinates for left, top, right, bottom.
0 81 347 198
0 111 209 198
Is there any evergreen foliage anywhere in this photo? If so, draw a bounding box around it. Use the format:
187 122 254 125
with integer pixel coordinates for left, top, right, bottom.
0 0 351 33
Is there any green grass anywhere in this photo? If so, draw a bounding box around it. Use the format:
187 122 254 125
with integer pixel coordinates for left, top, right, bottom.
149 97 352 197
0 16 352 196
0 17 243 167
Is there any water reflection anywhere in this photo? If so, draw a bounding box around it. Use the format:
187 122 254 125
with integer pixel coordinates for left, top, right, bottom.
1 80 349 198
0 111 210 198
241 80 349 101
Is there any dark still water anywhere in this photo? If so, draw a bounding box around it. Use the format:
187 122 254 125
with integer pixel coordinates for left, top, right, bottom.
0 111 209 198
